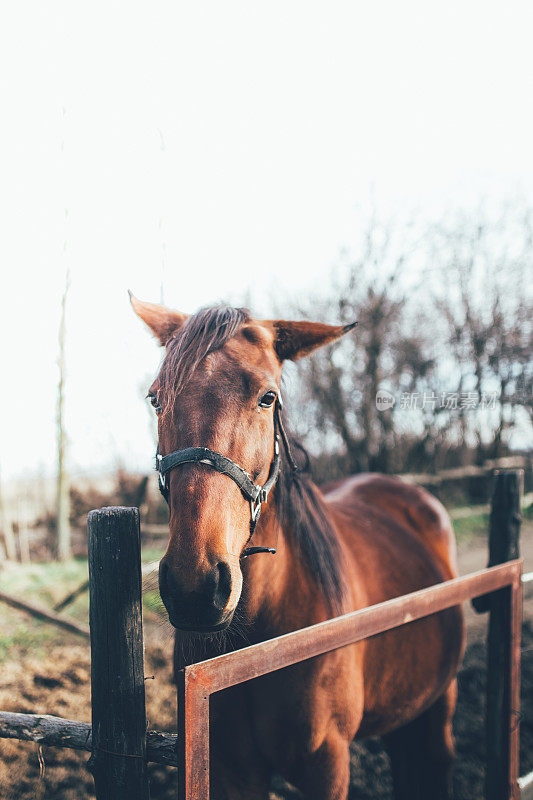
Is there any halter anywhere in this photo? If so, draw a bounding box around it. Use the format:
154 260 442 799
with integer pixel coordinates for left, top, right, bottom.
156 395 298 558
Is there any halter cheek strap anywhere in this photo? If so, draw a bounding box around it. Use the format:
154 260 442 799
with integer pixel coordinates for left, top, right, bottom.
156 397 290 558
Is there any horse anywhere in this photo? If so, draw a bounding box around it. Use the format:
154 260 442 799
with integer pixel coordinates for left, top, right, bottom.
131 295 465 800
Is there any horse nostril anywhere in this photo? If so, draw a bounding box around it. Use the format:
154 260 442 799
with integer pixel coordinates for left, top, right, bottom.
159 558 233 622
212 561 232 611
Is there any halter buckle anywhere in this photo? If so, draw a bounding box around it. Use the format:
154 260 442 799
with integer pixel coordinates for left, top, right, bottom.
156 454 167 493
250 493 262 522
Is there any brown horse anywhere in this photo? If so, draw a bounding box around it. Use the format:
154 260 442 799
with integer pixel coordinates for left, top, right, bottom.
131 296 465 800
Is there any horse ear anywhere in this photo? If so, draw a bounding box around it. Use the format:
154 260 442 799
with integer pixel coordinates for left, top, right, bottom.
129 292 188 345
271 319 358 361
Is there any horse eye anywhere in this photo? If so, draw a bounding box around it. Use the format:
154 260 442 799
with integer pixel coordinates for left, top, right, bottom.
149 394 162 414
259 391 277 409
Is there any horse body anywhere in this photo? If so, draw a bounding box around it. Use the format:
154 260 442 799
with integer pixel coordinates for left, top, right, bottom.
329 474 462 723
131 297 465 799
175 473 464 799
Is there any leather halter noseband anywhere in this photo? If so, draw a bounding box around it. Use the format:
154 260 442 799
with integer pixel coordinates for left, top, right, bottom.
156 395 296 558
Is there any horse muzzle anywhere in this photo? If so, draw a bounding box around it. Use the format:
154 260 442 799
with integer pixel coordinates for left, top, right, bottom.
159 558 235 633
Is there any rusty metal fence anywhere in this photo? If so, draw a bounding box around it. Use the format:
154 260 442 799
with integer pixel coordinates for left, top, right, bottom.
0 470 531 800
176 559 523 800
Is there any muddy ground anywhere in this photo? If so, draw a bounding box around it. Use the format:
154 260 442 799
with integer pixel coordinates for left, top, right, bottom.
1 624 532 800
1 533 532 799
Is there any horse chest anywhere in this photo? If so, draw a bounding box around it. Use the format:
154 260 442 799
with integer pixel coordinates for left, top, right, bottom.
211 648 362 770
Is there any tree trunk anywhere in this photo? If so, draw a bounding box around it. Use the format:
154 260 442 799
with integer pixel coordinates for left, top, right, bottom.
57 268 71 561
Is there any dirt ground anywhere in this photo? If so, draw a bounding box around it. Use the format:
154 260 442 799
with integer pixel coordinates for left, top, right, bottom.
0 527 532 800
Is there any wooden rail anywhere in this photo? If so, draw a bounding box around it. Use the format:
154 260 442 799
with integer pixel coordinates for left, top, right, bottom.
53 560 159 612
0 711 178 766
0 590 90 638
399 455 528 487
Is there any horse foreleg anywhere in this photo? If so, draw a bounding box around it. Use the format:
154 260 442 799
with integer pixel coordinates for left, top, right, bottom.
210 759 271 800
383 680 457 800
209 686 272 800
291 733 351 800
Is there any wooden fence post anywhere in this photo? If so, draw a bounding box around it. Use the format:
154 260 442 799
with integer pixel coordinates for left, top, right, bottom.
87 507 149 800
473 471 523 800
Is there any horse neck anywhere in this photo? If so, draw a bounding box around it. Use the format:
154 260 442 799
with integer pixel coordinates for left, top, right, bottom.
240 490 331 636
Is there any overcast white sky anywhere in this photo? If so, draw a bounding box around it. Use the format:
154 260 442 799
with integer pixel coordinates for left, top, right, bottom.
1 1 532 481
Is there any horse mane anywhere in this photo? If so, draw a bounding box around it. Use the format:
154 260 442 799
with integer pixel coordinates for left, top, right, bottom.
158 305 249 420
274 435 348 617
158 304 347 616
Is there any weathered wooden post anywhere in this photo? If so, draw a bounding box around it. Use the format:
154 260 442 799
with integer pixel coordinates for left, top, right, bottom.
87 507 149 800
472 470 523 800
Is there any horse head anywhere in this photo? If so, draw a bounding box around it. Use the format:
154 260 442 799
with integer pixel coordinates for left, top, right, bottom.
131 293 355 633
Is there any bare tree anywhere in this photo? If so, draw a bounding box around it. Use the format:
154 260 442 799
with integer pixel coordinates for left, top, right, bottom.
430 205 533 462
0 465 16 561
56 267 71 560
288 205 533 480
293 215 430 475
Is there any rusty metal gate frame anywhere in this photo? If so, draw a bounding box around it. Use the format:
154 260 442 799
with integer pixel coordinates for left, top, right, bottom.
176 559 522 800
0 509 524 799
